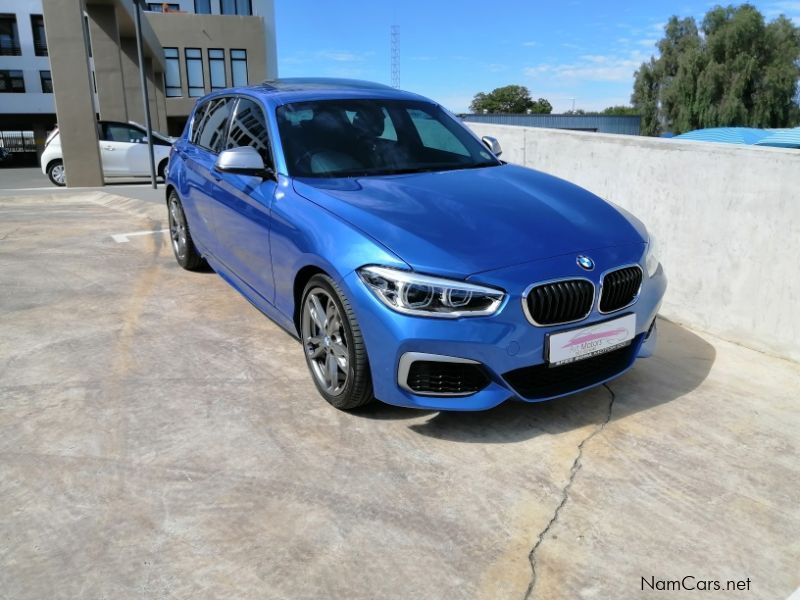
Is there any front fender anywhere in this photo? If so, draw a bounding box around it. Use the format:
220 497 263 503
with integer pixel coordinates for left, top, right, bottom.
270 175 409 320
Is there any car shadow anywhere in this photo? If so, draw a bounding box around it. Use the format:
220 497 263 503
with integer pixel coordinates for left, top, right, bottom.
355 318 716 444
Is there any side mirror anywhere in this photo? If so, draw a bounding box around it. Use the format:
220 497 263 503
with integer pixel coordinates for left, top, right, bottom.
215 146 273 179
481 136 502 157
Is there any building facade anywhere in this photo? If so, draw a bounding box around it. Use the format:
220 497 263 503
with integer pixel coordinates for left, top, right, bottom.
0 0 276 165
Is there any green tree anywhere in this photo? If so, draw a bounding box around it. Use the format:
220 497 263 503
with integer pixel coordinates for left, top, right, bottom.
530 97 553 114
632 4 800 135
601 106 640 115
470 85 551 114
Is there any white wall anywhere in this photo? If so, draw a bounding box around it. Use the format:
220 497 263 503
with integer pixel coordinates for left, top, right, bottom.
467 123 800 362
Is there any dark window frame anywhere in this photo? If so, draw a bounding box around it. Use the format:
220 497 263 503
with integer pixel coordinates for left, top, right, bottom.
208 48 226 90
185 47 205 97
146 3 180 12
0 13 21 56
30 15 47 56
163 47 182 97
230 48 248 87
39 70 52 93
0 69 25 93
194 0 212 14
221 0 252 15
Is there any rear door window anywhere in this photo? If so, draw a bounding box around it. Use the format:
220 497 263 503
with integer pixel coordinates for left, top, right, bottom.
193 97 232 153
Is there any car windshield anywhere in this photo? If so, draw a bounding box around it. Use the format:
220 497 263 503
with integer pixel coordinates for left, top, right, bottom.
276 99 501 178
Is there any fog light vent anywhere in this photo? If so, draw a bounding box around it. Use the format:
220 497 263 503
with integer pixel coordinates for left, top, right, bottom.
399 353 490 396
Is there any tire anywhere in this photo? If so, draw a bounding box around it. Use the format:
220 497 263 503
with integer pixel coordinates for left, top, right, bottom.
158 159 168 181
301 274 374 410
167 190 205 271
47 160 66 186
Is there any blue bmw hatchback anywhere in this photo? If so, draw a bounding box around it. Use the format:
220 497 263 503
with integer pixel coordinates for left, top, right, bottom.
165 78 666 411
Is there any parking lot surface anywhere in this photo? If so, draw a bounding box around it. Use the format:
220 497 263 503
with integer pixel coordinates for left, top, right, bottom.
1 192 798 599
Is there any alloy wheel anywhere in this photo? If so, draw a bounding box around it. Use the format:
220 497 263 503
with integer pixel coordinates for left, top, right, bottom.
302 288 349 395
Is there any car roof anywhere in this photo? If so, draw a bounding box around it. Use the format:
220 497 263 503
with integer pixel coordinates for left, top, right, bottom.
212 78 432 106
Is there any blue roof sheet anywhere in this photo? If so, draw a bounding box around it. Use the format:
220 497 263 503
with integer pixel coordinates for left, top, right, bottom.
754 128 800 149
672 127 769 145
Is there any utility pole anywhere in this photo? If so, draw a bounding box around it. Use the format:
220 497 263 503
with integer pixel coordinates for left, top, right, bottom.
133 0 157 189
390 25 400 89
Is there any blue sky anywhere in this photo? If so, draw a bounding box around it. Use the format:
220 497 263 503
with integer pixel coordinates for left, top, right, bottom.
274 0 800 113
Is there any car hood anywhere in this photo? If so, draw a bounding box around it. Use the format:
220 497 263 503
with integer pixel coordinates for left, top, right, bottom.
292 164 646 277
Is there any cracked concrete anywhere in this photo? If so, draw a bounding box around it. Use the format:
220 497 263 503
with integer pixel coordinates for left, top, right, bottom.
1 192 799 599
525 384 616 599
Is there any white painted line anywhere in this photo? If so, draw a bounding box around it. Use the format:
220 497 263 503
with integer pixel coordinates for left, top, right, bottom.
0 186 56 191
787 587 800 600
111 229 169 243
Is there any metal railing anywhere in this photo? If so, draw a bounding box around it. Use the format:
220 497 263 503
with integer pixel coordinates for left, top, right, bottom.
0 131 37 153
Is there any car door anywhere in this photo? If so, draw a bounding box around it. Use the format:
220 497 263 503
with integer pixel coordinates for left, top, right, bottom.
210 96 277 302
180 96 234 256
99 122 148 175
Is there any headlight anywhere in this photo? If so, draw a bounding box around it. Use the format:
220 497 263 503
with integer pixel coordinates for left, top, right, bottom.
645 234 660 277
357 266 505 317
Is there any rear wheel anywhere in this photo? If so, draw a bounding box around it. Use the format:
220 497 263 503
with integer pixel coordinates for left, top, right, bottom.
167 191 204 270
301 274 373 410
47 160 66 186
158 159 168 181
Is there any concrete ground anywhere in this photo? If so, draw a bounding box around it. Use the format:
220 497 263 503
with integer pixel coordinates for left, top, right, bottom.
0 166 164 203
1 192 798 600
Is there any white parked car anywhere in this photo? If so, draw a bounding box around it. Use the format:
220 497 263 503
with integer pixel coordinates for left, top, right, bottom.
41 121 174 186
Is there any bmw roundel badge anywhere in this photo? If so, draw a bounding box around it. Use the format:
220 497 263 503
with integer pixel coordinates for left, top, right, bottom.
576 255 595 271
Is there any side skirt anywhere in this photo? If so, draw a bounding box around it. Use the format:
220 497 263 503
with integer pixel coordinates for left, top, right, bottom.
203 252 299 340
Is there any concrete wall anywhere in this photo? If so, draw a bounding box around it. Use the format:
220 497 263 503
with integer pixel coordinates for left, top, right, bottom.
467 123 800 362
146 12 272 119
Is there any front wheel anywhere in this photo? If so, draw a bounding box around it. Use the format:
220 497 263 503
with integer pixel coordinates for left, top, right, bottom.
301 274 373 410
47 160 66 186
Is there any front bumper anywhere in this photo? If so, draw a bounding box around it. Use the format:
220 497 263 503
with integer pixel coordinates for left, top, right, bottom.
343 244 666 411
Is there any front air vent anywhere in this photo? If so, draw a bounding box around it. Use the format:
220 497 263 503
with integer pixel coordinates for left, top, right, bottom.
406 361 489 396
599 266 643 313
524 279 594 326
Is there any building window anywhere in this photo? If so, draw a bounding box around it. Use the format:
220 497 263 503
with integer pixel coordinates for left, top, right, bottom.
208 48 226 90
0 14 21 56
164 47 182 97
230 49 248 87
40 70 52 93
31 15 47 56
185 48 204 97
194 0 212 14
0 70 25 93
83 15 92 58
146 3 180 12
221 0 252 16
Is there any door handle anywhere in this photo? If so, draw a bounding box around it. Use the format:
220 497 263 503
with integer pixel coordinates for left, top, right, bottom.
103 145 114 150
